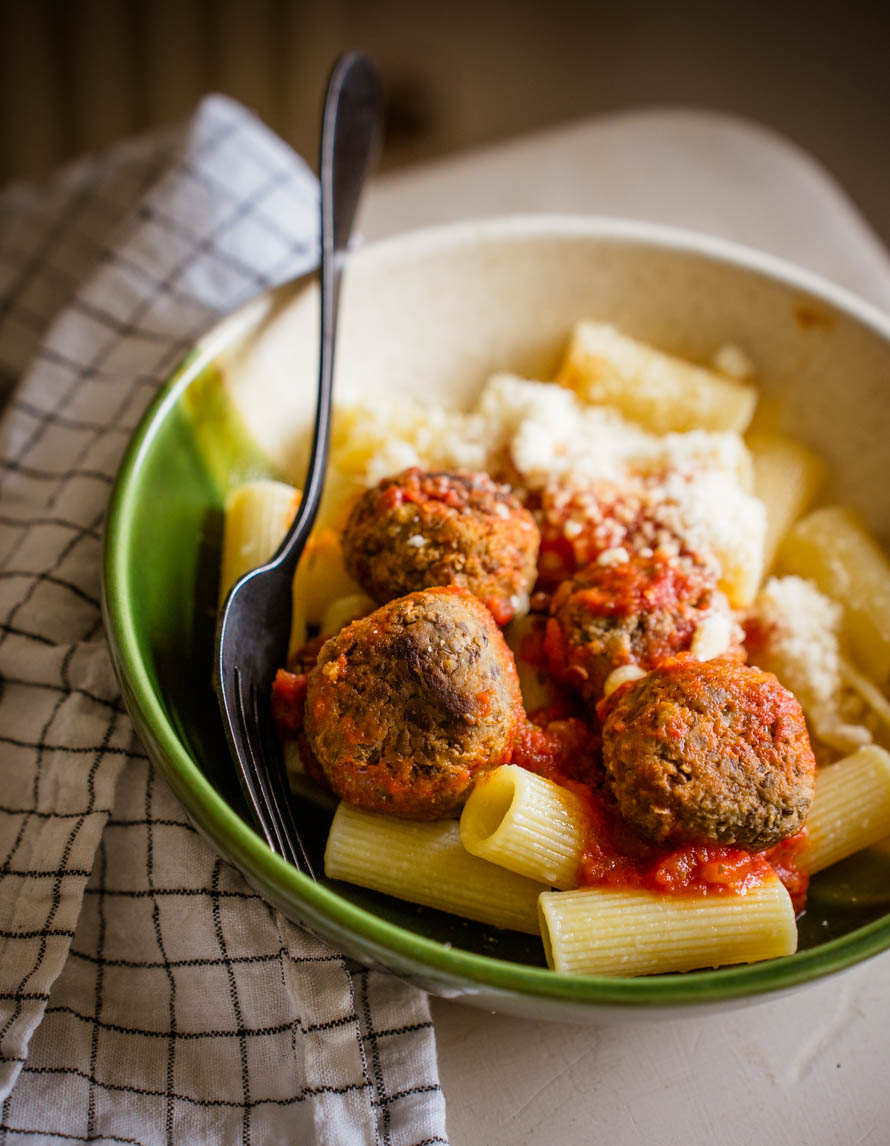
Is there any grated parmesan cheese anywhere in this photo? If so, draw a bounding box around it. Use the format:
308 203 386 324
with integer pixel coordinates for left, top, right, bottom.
478 372 648 487
330 371 766 608
746 576 871 755
603 664 648 698
597 547 630 567
690 613 734 661
477 373 752 491
656 469 765 607
712 342 755 381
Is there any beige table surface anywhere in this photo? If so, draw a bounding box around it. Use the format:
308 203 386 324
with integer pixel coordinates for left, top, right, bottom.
360 108 890 1146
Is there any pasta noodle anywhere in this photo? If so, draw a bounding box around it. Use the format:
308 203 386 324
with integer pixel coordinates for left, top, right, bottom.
324 801 545 934
778 506 890 684
460 765 586 890
747 432 824 572
538 879 797 976
556 320 757 434
803 745 890 874
218 479 300 605
319 592 377 637
840 657 890 733
283 740 337 810
504 615 551 712
288 527 364 655
215 479 362 655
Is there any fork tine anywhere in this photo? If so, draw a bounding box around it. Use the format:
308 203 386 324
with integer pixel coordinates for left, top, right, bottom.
233 667 287 858
250 682 317 879
226 652 318 880
244 681 290 858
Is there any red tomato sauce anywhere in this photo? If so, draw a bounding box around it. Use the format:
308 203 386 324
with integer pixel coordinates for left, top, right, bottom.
511 708 809 908
537 532 578 590
518 618 550 669
270 669 331 791
512 714 603 788
565 552 711 618
271 668 308 735
379 470 467 511
483 595 515 627
533 482 644 590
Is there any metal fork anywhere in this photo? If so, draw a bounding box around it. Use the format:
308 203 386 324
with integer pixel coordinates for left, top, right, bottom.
215 53 382 876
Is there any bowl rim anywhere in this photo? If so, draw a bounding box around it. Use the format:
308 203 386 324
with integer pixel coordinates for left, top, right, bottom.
103 212 890 1009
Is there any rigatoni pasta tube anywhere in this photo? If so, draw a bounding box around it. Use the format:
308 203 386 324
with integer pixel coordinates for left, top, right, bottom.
504 615 552 712
219 479 300 604
556 320 757 434
803 745 890 874
320 592 376 637
777 506 890 683
840 658 890 732
538 879 797 976
460 765 586 890
288 527 364 657
748 432 824 571
325 801 544 934
283 741 337 811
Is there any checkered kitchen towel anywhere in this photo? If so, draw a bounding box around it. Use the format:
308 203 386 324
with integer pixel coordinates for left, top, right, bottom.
0 95 448 1146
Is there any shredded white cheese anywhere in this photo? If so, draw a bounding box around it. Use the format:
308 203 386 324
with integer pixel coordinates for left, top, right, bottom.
331 371 766 607
603 665 648 698
597 546 630 567
691 613 734 662
746 576 871 754
712 342 755 381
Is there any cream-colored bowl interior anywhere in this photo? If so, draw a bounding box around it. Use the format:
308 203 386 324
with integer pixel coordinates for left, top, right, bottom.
216 216 890 545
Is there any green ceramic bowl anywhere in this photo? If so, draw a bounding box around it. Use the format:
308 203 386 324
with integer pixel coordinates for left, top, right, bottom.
103 216 890 1020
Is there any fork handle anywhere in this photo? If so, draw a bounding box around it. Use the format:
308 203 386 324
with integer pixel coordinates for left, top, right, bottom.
276 53 382 575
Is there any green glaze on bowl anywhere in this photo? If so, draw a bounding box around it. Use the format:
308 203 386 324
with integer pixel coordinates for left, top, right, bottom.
103 216 890 1020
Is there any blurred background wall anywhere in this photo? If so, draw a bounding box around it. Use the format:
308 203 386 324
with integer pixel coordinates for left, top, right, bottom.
1 0 888 245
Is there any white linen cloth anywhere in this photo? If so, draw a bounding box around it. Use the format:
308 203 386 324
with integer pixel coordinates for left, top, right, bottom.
0 95 448 1146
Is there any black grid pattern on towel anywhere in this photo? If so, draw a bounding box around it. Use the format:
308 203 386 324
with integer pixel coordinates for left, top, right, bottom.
0 95 448 1146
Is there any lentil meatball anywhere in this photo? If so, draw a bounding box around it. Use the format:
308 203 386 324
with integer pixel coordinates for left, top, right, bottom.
544 551 739 702
304 586 524 819
601 659 816 849
342 468 539 625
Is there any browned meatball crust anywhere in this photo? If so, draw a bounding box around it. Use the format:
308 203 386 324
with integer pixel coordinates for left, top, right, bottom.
601 659 816 849
545 551 740 702
304 586 524 819
342 468 539 625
